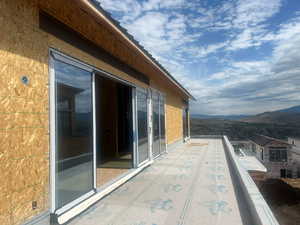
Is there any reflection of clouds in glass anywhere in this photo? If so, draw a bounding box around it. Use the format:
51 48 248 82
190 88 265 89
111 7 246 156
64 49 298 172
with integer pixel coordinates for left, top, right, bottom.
55 60 91 90
75 90 91 113
55 60 92 113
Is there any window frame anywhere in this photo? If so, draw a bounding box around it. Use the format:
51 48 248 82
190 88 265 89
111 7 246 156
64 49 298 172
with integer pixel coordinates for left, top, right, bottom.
269 147 287 162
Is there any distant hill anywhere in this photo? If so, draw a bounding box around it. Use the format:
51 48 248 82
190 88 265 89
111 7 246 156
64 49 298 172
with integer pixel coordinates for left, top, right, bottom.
191 114 249 121
190 117 300 140
240 105 300 125
276 105 300 113
190 105 300 140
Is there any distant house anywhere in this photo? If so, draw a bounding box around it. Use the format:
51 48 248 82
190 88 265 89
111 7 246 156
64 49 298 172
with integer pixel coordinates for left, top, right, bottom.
288 137 300 178
249 134 293 178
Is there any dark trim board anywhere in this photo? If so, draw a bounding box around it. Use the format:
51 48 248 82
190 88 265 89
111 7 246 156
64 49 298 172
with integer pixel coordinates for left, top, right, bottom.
39 11 149 85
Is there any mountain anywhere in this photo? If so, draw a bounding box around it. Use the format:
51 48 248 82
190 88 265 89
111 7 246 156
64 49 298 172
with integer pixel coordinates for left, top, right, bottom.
276 105 300 113
240 105 300 125
190 105 300 140
191 105 300 125
191 114 249 120
191 117 300 140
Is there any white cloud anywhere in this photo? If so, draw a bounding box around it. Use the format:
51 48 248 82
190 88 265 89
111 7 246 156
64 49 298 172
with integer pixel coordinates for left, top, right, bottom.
98 0 300 115
191 13 300 114
143 0 184 10
209 72 227 80
226 0 282 51
234 0 282 28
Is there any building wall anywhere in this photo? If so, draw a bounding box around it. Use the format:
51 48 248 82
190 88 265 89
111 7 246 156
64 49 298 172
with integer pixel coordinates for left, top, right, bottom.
290 151 300 178
0 1 50 224
0 1 187 224
40 0 186 146
251 143 263 162
288 138 300 177
165 91 184 144
288 137 300 147
249 140 299 178
262 144 293 178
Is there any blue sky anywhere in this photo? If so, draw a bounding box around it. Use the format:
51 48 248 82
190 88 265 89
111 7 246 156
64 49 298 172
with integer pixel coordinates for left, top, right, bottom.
98 0 300 115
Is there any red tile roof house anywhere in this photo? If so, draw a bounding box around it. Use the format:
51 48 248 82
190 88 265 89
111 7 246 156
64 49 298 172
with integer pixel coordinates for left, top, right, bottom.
0 1 279 225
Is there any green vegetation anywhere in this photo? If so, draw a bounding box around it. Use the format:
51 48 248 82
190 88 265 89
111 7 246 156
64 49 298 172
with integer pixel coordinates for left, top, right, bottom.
191 118 300 140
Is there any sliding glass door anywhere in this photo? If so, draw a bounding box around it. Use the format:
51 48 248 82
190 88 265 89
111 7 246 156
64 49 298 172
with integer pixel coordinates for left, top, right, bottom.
152 91 161 158
159 96 166 154
53 57 94 210
151 90 166 158
52 50 170 212
136 88 149 165
183 107 189 140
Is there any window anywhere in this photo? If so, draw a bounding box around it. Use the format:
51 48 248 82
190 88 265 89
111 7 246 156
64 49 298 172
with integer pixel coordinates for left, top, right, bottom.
269 147 287 162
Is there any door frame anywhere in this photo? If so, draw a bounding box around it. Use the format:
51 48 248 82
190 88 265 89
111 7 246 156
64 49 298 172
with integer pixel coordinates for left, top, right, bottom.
92 71 138 178
135 87 151 167
150 88 167 159
49 49 139 215
148 89 153 160
151 88 161 159
159 92 167 154
49 50 95 215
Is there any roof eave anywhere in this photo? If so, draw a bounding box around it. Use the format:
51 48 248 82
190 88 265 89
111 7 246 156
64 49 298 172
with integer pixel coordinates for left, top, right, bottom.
79 0 195 100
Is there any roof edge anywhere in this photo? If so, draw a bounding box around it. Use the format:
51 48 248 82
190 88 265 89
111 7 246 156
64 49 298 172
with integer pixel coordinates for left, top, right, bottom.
80 0 196 100
250 134 291 146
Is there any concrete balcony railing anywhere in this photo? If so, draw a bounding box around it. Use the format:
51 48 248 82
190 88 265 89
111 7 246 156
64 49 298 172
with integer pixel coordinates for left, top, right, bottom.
222 136 279 225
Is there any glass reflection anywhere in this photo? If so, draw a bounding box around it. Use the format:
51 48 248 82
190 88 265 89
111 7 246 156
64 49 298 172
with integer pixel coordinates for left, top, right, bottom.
159 96 166 153
54 60 94 209
137 89 149 164
183 107 188 139
152 91 160 157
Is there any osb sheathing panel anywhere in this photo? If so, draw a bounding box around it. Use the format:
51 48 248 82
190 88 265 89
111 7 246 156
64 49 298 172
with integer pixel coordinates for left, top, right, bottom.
38 0 188 96
48 35 147 89
165 93 184 145
39 0 147 83
0 0 49 224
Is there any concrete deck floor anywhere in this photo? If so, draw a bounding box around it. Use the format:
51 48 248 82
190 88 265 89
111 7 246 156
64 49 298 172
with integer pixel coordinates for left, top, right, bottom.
68 139 250 225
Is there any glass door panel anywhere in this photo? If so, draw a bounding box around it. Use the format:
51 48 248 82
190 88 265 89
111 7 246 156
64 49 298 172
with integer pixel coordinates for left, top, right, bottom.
159 95 166 153
183 107 189 140
152 91 160 158
54 59 94 209
136 88 149 165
